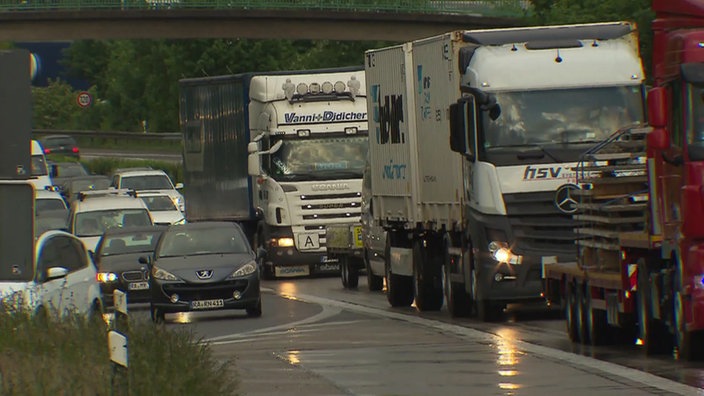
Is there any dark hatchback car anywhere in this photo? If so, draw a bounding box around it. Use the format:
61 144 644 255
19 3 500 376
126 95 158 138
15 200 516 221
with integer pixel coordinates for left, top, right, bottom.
94 225 167 306
143 221 262 323
40 135 80 159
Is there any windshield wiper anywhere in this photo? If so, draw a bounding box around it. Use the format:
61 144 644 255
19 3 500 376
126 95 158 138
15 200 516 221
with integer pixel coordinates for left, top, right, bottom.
489 143 560 162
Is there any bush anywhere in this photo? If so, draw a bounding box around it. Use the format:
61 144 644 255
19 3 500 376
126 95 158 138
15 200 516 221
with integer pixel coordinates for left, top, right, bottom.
0 307 237 395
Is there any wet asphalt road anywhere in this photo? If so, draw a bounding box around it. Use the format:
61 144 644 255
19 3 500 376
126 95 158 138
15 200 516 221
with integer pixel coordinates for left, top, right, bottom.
129 276 704 395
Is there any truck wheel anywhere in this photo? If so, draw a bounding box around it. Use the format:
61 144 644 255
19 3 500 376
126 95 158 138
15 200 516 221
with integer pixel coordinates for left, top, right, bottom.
442 240 472 317
584 282 609 346
637 259 670 355
340 256 359 289
674 264 704 360
385 237 413 307
412 239 443 311
576 283 590 345
365 251 384 291
565 281 580 342
477 299 503 322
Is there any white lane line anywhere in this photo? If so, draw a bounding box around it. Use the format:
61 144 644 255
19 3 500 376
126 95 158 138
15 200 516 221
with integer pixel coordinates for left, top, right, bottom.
205 304 342 342
286 292 703 396
207 320 366 345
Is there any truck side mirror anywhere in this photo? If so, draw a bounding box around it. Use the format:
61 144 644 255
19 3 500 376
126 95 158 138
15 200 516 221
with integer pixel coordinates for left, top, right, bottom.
647 87 670 150
449 98 476 161
648 87 668 128
248 153 261 176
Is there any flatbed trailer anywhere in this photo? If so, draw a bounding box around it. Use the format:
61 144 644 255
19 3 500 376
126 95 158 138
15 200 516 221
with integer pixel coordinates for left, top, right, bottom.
543 126 651 345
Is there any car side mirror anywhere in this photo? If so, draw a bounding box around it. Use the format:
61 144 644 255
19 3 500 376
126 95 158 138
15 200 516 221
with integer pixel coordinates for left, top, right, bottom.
175 183 184 189
256 247 267 260
46 267 69 281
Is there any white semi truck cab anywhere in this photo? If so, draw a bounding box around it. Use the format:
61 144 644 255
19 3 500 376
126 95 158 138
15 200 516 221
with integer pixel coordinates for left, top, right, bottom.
364 22 646 320
246 69 368 278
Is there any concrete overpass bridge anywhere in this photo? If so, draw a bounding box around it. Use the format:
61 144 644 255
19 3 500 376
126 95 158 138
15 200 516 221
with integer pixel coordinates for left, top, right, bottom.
0 0 530 41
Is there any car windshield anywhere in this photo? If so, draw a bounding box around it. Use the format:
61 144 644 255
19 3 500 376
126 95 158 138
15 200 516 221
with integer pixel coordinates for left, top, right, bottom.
75 209 152 237
482 85 645 149
100 231 162 256
122 175 173 190
36 198 66 212
31 154 48 177
142 195 177 212
269 136 367 180
158 227 249 257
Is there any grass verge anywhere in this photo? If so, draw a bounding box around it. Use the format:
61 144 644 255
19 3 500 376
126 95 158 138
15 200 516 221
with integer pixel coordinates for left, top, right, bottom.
0 307 238 395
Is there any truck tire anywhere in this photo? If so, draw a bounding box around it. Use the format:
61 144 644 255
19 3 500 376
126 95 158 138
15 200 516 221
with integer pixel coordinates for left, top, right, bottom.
385 237 413 307
584 281 609 346
477 299 504 322
637 259 670 355
674 263 704 360
565 281 580 342
365 251 384 291
442 238 472 317
576 282 590 345
412 239 443 311
340 256 359 289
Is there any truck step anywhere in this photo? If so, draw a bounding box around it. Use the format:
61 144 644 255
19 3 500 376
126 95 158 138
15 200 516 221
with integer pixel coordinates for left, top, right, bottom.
577 239 621 251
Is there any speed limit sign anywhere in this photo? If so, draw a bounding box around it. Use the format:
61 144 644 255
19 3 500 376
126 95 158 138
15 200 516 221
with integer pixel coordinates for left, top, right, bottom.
77 91 92 108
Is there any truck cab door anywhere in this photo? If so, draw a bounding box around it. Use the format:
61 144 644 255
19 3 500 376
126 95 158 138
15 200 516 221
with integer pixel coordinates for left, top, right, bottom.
650 83 684 244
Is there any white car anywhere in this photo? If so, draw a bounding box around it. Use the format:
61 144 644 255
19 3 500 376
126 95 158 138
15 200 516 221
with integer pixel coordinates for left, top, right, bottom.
68 189 154 252
0 230 103 318
35 189 68 213
110 167 185 213
35 189 69 234
137 191 186 225
30 140 52 190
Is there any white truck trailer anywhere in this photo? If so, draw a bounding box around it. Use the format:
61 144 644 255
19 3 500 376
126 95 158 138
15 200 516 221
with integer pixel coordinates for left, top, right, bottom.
179 67 369 278
365 22 646 319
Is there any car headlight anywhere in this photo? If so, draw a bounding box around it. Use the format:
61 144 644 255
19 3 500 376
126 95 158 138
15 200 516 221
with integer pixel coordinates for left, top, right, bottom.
152 266 178 281
227 262 257 279
96 272 119 283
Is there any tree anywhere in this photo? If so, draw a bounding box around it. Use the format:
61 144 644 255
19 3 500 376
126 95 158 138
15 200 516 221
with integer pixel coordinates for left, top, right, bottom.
61 38 394 132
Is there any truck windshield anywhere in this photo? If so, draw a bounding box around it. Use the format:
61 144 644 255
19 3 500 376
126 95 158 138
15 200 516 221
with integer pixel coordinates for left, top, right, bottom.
482 85 645 149
269 136 368 180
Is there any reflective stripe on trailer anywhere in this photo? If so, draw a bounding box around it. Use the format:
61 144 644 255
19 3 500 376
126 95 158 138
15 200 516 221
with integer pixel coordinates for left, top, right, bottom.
628 264 637 292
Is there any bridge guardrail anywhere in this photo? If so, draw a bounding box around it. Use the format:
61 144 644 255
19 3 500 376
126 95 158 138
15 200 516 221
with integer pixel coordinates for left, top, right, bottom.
0 0 531 17
32 129 182 141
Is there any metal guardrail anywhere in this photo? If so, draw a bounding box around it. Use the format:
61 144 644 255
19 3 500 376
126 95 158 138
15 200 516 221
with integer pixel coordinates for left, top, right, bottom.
32 129 181 141
0 0 531 17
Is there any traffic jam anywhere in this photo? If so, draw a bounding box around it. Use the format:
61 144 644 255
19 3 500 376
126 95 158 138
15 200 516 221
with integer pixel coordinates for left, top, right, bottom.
2 0 704 394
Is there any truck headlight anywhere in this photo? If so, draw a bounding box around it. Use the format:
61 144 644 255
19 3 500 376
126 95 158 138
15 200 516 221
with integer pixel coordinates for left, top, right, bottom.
488 241 522 265
272 237 294 247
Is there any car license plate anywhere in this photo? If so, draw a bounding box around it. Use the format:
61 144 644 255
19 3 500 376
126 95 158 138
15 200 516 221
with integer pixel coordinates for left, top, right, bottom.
128 281 149 290
191 299 224 310
275 265 310 277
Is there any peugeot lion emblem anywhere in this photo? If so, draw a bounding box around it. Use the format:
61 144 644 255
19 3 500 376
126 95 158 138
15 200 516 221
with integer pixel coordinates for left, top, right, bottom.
554 184 579 214
196 269 214 280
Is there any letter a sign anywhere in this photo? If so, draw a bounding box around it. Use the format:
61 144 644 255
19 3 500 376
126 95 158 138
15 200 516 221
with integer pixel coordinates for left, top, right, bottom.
297 233 320 251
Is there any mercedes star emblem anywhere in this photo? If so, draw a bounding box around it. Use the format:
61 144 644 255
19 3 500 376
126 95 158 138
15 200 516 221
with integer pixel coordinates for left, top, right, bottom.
554 184 579 214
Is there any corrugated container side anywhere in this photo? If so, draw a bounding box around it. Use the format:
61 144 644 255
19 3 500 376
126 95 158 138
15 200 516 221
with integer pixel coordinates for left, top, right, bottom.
411 32 465 229
365 44 416 225
179 76 254 222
